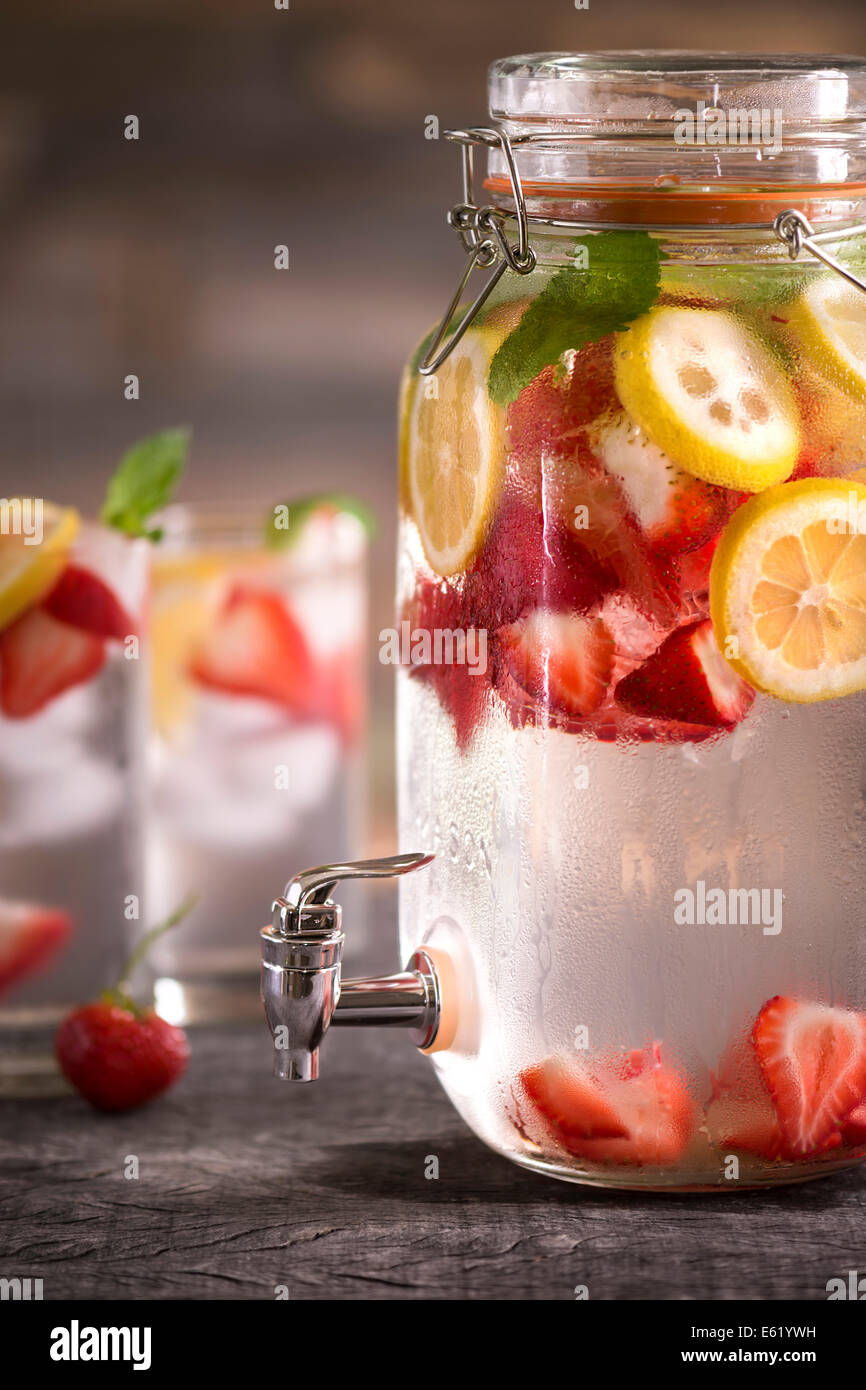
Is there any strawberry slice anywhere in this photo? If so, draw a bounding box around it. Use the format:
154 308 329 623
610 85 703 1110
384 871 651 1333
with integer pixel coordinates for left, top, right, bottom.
520 1045 694 1167
578 1046 695 1166
752 997 866 1157
0 898 72 995
43 564 135 640
506 337 618 463
676 534 720 600
842 1105 866 1147
616 619 755 728
716 1104 786 1161
0 605 106 718
498 609 614 720
401 579 488 751
464 494 614 631
521 1057 628 1143
595 413 734 556
507 361 680 632
310 650 365 746
432 660 488 751
556 461 682 629
189 586 313 712
705 1038 784 1161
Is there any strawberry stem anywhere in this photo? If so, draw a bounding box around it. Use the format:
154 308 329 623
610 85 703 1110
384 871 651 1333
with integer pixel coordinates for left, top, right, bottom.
112 894 197 1004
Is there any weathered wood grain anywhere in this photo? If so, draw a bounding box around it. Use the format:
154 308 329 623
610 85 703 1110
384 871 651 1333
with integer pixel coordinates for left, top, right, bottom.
2 1021 865 1301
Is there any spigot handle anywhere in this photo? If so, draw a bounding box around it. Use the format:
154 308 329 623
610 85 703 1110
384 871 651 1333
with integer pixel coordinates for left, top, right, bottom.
262 849 450 1082
283 852 434 911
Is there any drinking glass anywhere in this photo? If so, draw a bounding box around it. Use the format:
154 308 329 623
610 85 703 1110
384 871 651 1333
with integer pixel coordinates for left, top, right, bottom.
149 503 367 1020
0 515 149 1086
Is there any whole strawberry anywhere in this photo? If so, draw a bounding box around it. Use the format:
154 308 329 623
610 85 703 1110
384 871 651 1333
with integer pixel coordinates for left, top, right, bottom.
55 900 192 1112
56 1002 188 1111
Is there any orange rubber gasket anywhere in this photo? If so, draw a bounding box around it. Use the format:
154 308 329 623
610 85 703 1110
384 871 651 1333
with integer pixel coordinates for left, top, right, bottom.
483 178 866 227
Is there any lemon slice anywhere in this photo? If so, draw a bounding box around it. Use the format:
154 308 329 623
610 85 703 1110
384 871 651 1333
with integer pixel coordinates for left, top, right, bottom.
151 591 210 735
0 501 79 631
403 328 505 576
152 549 273 588
150 551 269 733
615 306 800 492
791 278 866 403
710 477 866 701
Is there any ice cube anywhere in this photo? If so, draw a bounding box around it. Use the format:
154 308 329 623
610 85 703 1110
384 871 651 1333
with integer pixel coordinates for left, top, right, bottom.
0 754 123 848
152 723 341 849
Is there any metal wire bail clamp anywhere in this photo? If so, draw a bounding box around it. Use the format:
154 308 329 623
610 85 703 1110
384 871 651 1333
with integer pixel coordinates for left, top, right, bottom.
772 208 866 295
418 130 866 376
418 126 537 375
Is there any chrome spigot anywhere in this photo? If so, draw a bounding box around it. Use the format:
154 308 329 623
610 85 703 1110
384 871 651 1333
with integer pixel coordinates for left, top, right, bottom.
261 852 447 1082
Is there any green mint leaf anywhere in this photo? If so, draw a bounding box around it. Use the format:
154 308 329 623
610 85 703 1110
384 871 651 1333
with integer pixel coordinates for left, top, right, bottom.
265 492 377 550
100 427 191 540
488 231 662 406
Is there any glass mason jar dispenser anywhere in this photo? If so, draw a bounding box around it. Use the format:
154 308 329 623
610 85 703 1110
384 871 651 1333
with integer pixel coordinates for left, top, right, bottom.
260 53 866 1193
395 53 866 1190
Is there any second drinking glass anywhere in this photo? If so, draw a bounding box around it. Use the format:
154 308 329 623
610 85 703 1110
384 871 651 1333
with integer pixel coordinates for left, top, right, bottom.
149 501 368 1019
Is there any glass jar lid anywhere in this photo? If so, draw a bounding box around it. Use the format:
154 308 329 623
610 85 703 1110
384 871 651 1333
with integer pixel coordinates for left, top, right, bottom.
486 52 866 193
416 52 866 376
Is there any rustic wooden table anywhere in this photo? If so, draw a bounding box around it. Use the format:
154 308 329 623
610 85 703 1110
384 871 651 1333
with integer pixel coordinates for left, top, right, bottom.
3 1010 866 1302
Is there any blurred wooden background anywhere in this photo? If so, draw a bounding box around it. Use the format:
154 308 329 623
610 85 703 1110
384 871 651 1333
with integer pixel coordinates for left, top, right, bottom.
0 0 863 838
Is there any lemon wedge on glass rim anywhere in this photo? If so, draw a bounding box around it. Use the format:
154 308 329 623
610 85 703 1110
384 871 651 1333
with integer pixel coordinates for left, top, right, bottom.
615 306 800 491
402 326 506 577
0 501 79 630
710 477 866 702
790 277 866 403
